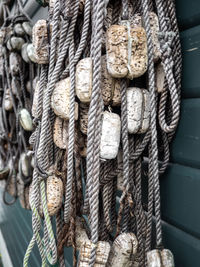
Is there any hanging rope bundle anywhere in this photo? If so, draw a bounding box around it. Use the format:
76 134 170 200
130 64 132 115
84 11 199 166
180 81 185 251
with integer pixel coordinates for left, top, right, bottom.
0 0 182 266
0 0 36 208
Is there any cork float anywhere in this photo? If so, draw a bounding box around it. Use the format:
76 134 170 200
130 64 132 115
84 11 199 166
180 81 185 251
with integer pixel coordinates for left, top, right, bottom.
100 111 121 160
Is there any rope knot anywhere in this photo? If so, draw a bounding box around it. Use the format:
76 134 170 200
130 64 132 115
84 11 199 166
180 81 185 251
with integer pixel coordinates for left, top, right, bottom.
158 31 175 59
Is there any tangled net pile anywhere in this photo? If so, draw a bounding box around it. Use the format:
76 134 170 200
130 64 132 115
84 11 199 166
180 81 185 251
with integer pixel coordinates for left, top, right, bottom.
0 0 182 266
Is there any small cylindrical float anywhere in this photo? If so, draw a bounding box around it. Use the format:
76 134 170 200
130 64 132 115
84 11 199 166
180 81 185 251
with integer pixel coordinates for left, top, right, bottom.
127 87 150 134
161 249 175 267
101 55 121 106
138 89 150 134
75 217 89 250
4 88 13 111
156 63 165 93
27 43 38 63
14 23 25 36
100 111 121 160
32 81 41 118
9 52 20 76
22 22 32 36
78 240 111 267
19 109 33 131
76 57 93 103
106 232 138 267
21 43 30 63
64 217 89 248
53 116 69 149
32 20 51 64
19 152 32 177
147 249 175 267
127 87 143 134
106 23 148 79
130 12 161 62
46 175 63 216
51 77 79 120
7 37 25 51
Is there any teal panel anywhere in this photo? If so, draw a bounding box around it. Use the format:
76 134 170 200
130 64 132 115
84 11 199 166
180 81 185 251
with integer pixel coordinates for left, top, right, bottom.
160 163 200 238
163 221 200 267
0 189 41 267
0 189 75 267
31 5 48 23
176 0 200 30
171 99 200 168
23 1 48 21
181 25 200 98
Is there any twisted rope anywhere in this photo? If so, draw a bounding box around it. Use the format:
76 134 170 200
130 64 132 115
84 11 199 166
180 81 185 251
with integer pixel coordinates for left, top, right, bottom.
141 0 163 248
102 161 114 233
85 0 104 265
61 0 91 79
156 0 180 134
36 0 60 175
56 211 65 267
64 37 76 223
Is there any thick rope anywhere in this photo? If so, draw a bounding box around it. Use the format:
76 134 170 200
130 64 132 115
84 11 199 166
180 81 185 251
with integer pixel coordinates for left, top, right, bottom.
141 0 163 248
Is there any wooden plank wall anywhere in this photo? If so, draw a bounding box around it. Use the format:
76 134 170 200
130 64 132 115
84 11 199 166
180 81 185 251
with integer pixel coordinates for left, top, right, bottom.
1 1 200 266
